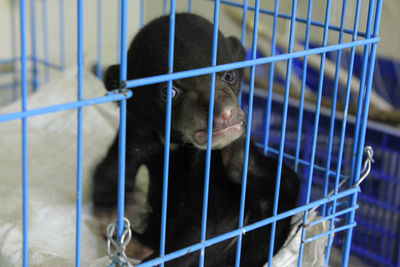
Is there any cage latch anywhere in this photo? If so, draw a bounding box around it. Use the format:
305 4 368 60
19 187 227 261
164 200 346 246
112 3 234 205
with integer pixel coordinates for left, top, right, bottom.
107 217 134 267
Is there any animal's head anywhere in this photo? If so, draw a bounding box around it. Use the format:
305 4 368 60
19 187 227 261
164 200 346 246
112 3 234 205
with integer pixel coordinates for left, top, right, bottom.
104 13 246 150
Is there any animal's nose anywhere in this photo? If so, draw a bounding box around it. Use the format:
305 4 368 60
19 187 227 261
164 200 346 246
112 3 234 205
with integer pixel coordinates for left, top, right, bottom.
218 107 235 123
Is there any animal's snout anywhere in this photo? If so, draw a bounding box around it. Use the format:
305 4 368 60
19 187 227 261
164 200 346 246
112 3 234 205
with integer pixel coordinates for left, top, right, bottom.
219 107 235 122
214 105 243 130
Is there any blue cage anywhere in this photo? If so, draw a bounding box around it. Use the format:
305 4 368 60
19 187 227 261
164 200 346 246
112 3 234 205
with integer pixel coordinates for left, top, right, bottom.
1 0 397 267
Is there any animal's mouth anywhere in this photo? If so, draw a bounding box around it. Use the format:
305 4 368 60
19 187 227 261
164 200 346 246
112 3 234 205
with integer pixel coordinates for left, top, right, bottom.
193 121 244 149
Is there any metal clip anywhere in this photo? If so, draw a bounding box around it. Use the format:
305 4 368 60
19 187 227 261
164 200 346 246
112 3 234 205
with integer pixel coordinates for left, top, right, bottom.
107 217 134 267
307 146 374 216
354 146 374 187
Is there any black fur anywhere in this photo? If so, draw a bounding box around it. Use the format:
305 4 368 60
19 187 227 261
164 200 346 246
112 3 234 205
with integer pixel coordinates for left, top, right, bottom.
93 13 300 266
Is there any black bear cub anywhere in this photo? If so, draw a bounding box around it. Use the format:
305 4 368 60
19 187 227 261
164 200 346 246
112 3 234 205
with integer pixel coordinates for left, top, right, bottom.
93 13 300 267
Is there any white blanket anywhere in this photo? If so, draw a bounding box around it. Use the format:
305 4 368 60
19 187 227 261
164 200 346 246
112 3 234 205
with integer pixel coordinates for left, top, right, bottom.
0 68 118 267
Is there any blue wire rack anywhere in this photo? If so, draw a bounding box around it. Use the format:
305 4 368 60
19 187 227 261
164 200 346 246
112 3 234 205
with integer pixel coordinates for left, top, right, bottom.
0 0 394 266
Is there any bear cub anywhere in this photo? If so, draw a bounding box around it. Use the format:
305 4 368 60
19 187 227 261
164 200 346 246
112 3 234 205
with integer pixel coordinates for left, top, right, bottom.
93 13 300 267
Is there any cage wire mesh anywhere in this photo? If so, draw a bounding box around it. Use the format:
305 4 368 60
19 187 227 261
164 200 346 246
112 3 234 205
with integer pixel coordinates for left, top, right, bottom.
0 0 398 267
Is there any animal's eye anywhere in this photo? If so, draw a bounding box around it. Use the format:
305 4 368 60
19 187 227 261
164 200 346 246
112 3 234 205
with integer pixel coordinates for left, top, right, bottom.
162 86 180 100
223 71 236 83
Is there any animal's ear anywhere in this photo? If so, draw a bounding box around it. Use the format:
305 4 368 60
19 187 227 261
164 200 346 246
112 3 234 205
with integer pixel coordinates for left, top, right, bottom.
227 36 246 61
103 64 121 91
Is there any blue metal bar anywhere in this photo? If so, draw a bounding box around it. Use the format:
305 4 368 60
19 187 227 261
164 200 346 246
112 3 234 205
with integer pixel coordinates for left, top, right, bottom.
125 37 380 89
350 0 375 184
188 0 192 12
140 0 144 28
260 145 348 181
20 1 29 266
267 0 297 265
42 0 50 82
0 56 60 68
163 0 168 15
307 205 359 227
59 0 65 70
343 1 383 265
30 0 39 91
0 57 60 68
0 83 20 91
298 1 332 265
199 1 220 266
235 1 259 266
262 0 279 155
75 0 84 265
35 58 63 70
322 0 348 218
117 0 129 241
11 0 18 100
390 155 400 263
135 187 359 267
239 0 248 45
237 0 248 106
0 58 18 65
304 223 357 244
0 92 131 123
342 190 359 267
116 0 122 63
159 2 176 265
345 0 376 262
218 0 367 38
96 0 103 79
325 0 362 264
294 0 312 173
353 0 382 185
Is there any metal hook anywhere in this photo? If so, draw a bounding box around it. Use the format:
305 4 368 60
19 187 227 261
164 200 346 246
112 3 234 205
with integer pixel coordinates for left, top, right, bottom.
354 146 374 188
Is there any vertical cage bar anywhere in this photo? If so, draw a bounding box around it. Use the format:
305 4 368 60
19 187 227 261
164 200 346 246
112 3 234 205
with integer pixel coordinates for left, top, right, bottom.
396 182 400 267
344 0 376 261
59 0 65 70
188 0 192 12
75 0 84 265
199 2 220 266
237 0 248 106
163 0 168 15
267 0 298 265
343 0 383 265
240 0 248 46
298 1 332 265
263 0 279 155
159 2 176 265
11 0 18 100
117 0 129 240
20 0 29 266
140 0 145 28
294 0 313 173
235 1 260 266
349 0 375 184
322 0 348 218
116 0 122 63
325 0 363 264
42 0 50 82
96 0 103 79
30 0 39 91
388 155 399 262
